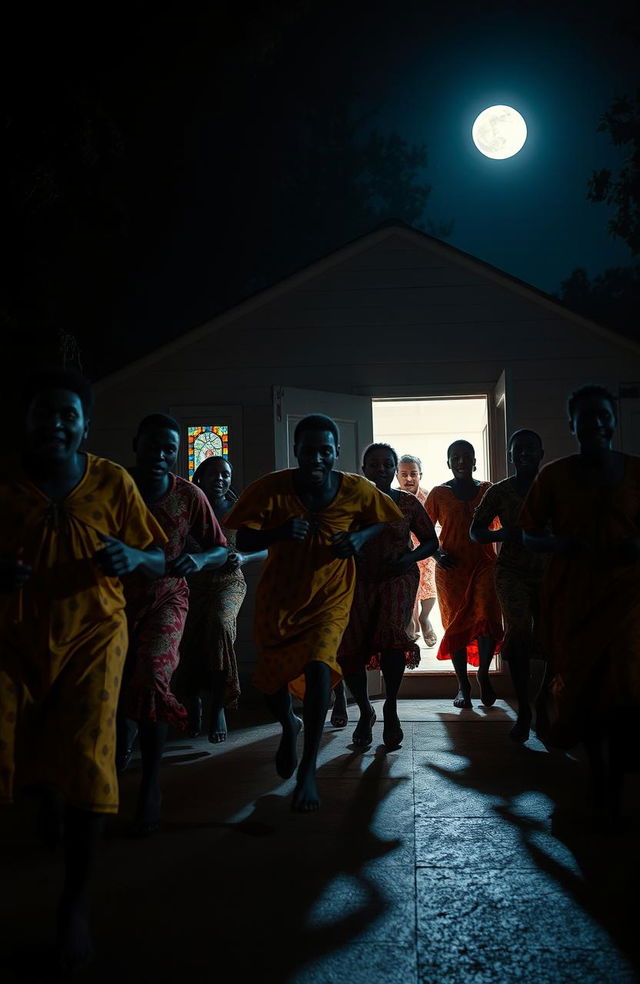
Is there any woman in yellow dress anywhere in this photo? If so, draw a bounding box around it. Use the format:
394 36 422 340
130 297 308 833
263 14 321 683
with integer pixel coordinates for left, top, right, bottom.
224 414 402 812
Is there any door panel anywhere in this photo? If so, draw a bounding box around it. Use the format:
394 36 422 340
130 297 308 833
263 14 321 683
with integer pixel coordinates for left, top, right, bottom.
490 369 512 482
273 386 374 472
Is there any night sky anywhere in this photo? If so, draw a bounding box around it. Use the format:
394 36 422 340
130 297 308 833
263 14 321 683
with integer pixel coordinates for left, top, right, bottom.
5 0 639 380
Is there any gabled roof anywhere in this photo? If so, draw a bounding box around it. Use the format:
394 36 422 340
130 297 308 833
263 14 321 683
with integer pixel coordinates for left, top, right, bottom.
96 222 640 391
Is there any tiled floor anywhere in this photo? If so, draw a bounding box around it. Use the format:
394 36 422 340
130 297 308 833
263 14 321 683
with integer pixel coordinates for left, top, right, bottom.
1 699 639 983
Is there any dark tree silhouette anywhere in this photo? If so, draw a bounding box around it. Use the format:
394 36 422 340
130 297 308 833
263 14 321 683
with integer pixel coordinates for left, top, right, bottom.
587 90 640 255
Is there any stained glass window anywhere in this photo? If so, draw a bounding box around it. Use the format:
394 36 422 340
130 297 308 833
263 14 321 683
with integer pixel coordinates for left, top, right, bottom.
187 425 229 480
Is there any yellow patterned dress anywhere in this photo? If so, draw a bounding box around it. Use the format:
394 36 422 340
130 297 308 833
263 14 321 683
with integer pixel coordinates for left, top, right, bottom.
224 470 402 698
0 454 165 814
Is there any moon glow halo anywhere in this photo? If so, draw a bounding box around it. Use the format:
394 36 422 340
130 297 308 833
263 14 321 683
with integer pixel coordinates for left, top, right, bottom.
472 105 527 159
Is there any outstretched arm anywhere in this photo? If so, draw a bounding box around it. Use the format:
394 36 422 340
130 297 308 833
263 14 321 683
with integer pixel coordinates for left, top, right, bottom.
169 545 229 577
236 518 311 552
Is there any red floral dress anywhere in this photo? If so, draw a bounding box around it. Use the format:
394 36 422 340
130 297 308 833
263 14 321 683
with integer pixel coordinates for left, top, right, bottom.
124 474 227 727
338 490 437 673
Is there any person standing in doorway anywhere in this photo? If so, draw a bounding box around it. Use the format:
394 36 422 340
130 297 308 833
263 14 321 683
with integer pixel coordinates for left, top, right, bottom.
223 414 402 812
426 441 503 708
470 430 547 742
179 455 266 742
338 444 439 748
120 414 228 834
397 454 438 648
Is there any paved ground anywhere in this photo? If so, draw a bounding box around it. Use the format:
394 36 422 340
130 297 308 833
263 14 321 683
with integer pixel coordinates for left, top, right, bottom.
1 699 639 983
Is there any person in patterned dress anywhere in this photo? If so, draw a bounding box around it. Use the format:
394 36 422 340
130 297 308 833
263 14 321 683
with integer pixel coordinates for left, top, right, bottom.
397 454 438 648
224 414 402 812
426 440 504 709
178 455 266 743
121 414 228 834
0 370 166 972
338 444 439 749
471 430 547 742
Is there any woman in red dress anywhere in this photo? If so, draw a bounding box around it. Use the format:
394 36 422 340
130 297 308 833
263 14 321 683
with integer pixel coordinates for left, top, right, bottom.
426 440 503 709
338 443 438 748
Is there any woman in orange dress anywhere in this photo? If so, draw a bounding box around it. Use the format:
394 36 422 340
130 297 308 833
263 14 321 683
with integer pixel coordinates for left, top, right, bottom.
397 454 438 647
521 385 640 821
426 440 503 708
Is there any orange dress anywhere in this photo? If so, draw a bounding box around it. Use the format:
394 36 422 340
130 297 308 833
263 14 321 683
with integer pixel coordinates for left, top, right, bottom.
520 454 640 746
224 470 402 698
426 483 503 666
0 455 166 814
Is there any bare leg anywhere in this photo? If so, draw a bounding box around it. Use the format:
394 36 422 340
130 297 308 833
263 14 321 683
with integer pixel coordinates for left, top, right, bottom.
292 661 332 812
265 686 303 779
508 650 531 742
185 696 203 738
477 636 497 706
132 720 168 834
380 649 405 748
451 649 472 708
208 670 227 743
344 668 376 746
330 679 348 727
115 712 138 773
419 597 438 647
57 806 104 973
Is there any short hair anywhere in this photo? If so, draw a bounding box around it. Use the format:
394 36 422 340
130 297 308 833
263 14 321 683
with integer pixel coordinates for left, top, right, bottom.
192 455 233 487
508 429 543 451
136 413 181 438
398 454 422 472
566 384 617 422
362 442 399 467
293 414 340 447
23 367 94 417
447 439 475 459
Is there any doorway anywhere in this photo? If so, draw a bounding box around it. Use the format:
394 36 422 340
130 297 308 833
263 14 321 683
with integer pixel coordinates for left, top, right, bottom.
373 396 491 674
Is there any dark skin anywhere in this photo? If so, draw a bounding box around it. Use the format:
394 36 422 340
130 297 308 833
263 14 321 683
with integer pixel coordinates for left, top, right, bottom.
0 387 164 974
123 425 228 831
188 458 266 742
345 448 439 749
523 394 638 824
437 441 497 709
236 428 386 812
470 433 545 742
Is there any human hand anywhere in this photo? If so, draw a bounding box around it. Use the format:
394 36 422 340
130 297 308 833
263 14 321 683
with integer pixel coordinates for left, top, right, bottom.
331 530 366 558
223 551 244 572
168 552 205 577
435 551 456 571
0 550 32 592
505 526 523 544
278 517 311 542
94 534 142 576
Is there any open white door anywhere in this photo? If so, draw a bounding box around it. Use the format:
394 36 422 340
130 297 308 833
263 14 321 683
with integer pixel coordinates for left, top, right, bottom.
273 386 374 472
490 369 512 482
272 386 383 697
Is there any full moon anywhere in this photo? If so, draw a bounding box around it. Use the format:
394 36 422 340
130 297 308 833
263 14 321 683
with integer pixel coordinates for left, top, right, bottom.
472 105 527 159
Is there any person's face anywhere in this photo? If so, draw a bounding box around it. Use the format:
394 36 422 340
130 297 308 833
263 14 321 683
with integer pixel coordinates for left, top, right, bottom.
199 459 232 500
134 426 179 479
363 448 397 491
571 396 617 452
509 434 543 475
397 462 421 494
448 443 475 480
294 429 339 487
25 388 89 463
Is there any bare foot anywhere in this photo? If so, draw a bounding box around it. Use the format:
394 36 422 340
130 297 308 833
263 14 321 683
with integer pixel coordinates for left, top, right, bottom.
57 898 93 975
382 705 404 748
477 672 497 706
352 705 376 747
423 621 438 648
510 710 531 743
292 770 320 812
275 714 303 779
208 707 228 743
453 689 472 709
330 694 348 728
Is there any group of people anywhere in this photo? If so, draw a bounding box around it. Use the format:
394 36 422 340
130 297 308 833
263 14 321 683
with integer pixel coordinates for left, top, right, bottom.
1 367 639 971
